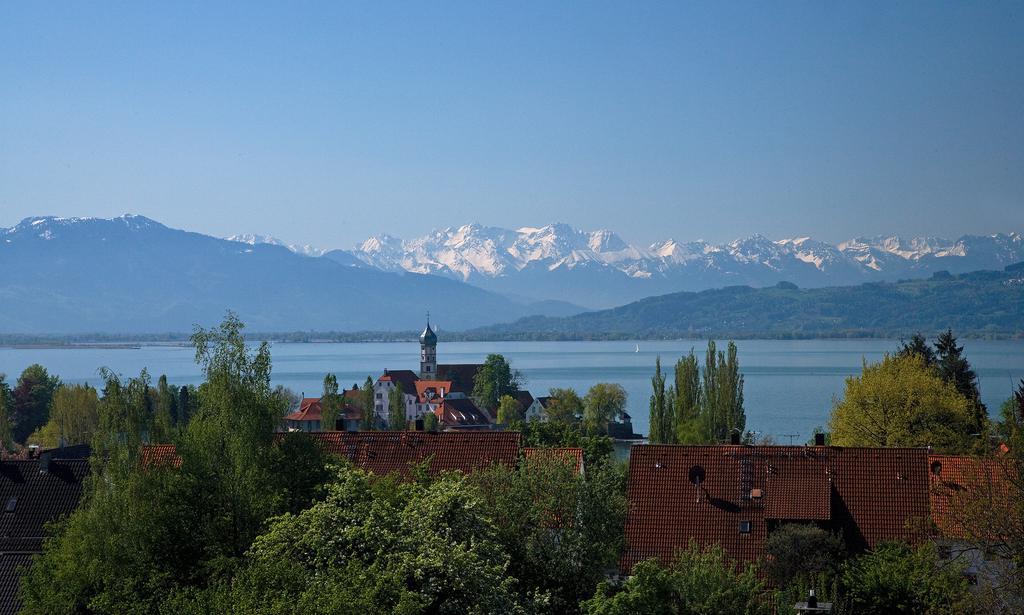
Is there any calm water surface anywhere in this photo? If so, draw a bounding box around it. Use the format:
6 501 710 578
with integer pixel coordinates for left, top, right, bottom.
2 339 1023 442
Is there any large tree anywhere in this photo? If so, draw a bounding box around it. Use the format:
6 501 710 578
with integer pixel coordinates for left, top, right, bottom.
19 313 332 614
583 544 771 615
544 387 584 424
934 329 987 434
648 357 670 444
151 375 179 443
472 354 522 412
496 394 524 425
583 383 627 435
703 340 745 443
359 376 376 430
166 468 527 614
10 363 60 444
0 374 14 450
387 382 407 431
840 542 971 615
671 351 703 444
472 453 627 613
319 373 342 431
829 354 976 453
27 383 100 448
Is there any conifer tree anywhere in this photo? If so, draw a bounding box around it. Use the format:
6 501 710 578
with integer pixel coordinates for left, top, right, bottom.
934 329 987 433
897 333 937 367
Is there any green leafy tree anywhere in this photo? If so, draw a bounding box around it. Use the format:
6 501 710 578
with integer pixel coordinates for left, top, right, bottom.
359 376 376 430
496 394 524 424
96 368 153 449
10 363 61 444
703 340 745 443
648 357 670 443
320 373 342 431
471 453 627 613
151 375 178 443
583 544 771 615
388 382 407 430
583 383 627 435
472 354 522 412
671 351 703 444
27 383 100 448
764 524 845 588
545 387 584 424
829 354 977 453
840 542 971 615
423 410 440 432
19 313 333 614
515 420 616 467
174 467 528 614
935 329 987 434
0 374 12 450
995 379 1024 450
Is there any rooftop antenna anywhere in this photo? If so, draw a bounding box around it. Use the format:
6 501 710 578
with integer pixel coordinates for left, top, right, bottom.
782 433 799 445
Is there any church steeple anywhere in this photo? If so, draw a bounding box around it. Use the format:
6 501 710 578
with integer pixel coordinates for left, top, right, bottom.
419 314 437 378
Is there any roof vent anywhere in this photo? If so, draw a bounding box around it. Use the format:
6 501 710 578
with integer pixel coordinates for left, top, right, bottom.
750 488 763 499
688 465 706 485
930 460 943 476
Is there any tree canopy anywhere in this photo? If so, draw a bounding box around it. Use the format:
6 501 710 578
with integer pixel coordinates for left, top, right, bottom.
472 353 522 411
828 354 977 453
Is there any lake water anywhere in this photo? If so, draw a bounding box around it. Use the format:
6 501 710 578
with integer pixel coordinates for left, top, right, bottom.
2 339 1023 442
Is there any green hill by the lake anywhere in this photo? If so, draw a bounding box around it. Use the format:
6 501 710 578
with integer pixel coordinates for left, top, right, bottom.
467 263 1024 340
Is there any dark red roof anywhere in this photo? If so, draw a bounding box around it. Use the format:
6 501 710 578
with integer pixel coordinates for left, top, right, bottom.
377 369 419 394
435 364 481 393
622 445 930 570
284 396 363 424
311 431 521 478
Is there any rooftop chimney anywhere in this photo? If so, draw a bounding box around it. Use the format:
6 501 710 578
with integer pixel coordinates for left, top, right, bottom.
415 419 424 431
730 432 740 445
807 589 818 608
814 433 826 446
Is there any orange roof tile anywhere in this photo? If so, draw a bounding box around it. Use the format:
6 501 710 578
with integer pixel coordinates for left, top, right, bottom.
928 454 1013 539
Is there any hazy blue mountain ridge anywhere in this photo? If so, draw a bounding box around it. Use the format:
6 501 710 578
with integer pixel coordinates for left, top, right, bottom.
0 216 579 333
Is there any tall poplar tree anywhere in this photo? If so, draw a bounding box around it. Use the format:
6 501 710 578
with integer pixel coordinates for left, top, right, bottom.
388 382 407 431
702 340 745 443
649 357 670 443
320 373 342 431
359 376 376 430
672 351 704 443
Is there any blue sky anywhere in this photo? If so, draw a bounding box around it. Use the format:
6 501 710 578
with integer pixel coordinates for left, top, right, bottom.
1 2 1021 249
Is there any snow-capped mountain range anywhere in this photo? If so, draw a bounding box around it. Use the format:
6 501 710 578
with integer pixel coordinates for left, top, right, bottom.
234 224 1023 308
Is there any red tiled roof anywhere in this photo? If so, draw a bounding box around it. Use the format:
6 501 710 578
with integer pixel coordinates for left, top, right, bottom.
435 364 481 393
414 380 454 404
928 454 1012 539
285 397 323 422
141 432 521 480
622 445 930 570
284 396 363 424
377 369 419 394
524 447 584 475
311 431 521 478
140 444 183 469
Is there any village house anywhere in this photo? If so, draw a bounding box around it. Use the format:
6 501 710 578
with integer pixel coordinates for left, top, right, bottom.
283 388 363 432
